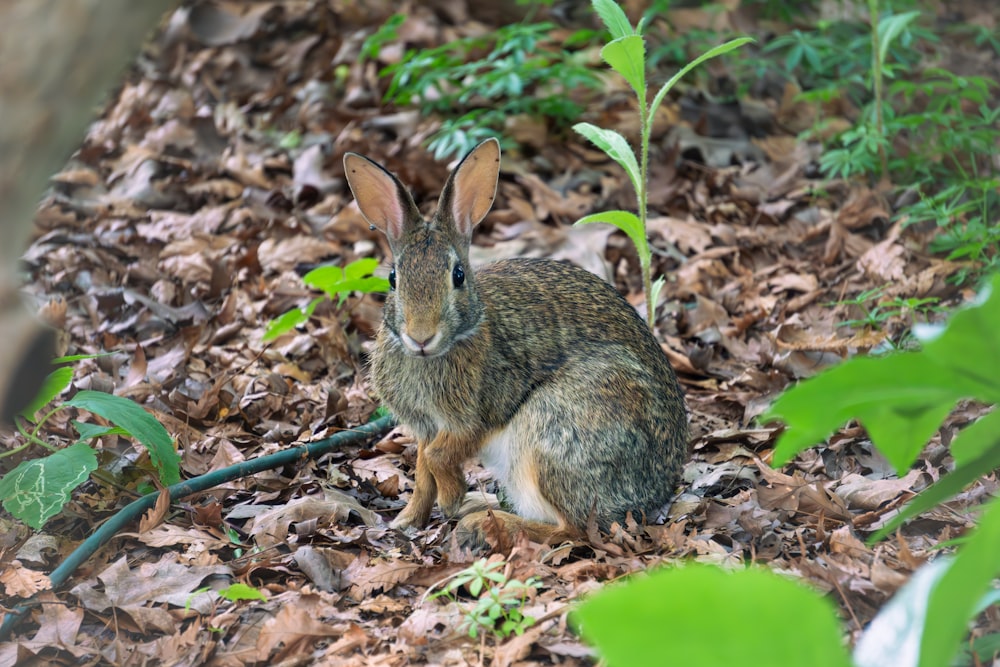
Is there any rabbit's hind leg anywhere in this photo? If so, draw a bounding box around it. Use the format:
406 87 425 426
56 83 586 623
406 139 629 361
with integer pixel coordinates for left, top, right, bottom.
454 509 577 553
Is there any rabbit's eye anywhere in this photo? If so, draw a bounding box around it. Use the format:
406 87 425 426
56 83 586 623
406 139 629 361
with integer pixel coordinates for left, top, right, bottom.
452 264 465 288
388 267 396 289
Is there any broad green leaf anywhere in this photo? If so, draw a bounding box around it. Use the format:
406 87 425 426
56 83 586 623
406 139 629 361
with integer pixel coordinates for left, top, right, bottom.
591 0 634 39
572 123 641 198
66 391 180 486
21 366 73 420
763 352 966 471
73 421 129 441
303 265 345 292
921 494 1000 667
262 297 322 342
0 442 98 529
870 417 1000 541
575 210 649 266
601 35 645 100
304 263 390 302
918 273 1000 402
876 11 921 66
343 257 381 280
649 38 753 121
950 407 1000 465
331 277 391 305
575 564 852 667
859 400 957 473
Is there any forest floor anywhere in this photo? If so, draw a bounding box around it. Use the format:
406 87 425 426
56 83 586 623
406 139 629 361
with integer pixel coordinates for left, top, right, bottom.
2 1 998 665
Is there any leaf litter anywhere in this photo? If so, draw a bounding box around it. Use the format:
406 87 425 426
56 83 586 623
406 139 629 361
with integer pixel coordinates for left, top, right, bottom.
2 0 998 664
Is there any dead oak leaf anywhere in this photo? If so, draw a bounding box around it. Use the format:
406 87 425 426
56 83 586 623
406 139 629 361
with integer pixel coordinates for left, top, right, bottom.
342 552 422 600
257 236 339 274
755 459 852 522
833 469 925 511
256 605 348 663
70 553 231 627
248 490 380 548
858 223 906 282
0 560 52 598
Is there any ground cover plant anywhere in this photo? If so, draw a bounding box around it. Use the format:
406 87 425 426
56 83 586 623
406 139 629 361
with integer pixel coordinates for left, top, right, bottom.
2 0 999 664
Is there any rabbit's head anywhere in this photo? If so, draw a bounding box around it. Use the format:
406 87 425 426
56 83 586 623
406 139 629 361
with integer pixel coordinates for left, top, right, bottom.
344 139 500 358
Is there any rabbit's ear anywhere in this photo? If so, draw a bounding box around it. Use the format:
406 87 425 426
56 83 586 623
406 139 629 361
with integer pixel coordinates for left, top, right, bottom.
444 138 500 238
343 152 416 242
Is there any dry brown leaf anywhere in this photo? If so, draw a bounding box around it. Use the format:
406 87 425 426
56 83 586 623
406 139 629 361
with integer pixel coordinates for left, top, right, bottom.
138 484 171 533
0 560 52 598
256 605 346 662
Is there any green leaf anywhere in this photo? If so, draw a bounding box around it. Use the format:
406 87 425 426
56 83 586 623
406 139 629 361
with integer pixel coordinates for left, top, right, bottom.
870 414 1000 541
262 297 322 342
303 265 345 292
218 582 268 602
0 442 98 529
601 35 645 99
575 564 852 667
876 11 921 66
572 123 641 199
575 210 649 267
73 421 129 441
951 407 1000 465
52 352 112 363
304 262 390 302
591 0 635 39
860 400 957 473
21 366 73 420
648 38 754 121
917 273 1000 402
921 494 1000 667
763 353 966 472
343 257 381 280
66 391 180 485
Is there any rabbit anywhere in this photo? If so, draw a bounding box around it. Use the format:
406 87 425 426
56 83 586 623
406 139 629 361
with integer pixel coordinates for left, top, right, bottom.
343 138 688 549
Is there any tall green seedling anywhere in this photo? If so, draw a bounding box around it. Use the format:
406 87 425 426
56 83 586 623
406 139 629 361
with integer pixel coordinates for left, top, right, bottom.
573 0 750 327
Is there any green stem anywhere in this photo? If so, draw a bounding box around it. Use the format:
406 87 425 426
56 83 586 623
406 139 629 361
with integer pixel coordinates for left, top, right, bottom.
638 88 655 330
0 414 396 641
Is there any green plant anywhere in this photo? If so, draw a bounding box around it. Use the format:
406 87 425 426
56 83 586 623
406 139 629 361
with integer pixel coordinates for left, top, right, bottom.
427 558 541 641
263 257 389 342
0 357 179 529
764 273 1000 539
187 582 267 612
572 0 750 327
832 285 942 351
817 8 922 180
575 563 853 667
377 20 601 159
575 499 1000 667
578 274 1000 667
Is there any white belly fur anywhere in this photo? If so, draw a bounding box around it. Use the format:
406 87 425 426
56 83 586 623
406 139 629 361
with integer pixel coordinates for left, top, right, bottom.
479 427 560 524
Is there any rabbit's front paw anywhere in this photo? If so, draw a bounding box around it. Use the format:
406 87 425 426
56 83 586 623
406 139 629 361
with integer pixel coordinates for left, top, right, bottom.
390 502 431 531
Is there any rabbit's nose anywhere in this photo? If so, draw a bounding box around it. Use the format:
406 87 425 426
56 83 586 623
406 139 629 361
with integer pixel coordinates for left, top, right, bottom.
402 330 443 356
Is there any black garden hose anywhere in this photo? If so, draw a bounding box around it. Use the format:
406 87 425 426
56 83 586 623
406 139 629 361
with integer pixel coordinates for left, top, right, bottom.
0 414 395 640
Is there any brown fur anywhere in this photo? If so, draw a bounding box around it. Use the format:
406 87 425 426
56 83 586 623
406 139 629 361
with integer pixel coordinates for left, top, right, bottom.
343 139 688 551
